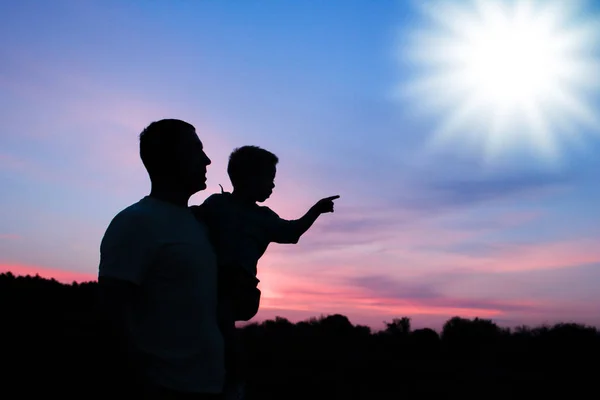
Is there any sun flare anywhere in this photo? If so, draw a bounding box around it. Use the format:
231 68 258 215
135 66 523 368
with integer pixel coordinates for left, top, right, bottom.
400 0 600 164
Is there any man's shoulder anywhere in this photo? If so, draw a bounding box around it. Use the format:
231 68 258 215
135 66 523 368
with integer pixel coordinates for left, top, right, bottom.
101 200 151 248
112 197 155 222
105 197 164 237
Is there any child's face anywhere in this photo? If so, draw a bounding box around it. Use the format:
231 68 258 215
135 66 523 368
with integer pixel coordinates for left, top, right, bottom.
252 167 276 203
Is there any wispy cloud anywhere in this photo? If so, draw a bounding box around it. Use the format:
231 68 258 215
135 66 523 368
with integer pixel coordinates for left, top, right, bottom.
263 206 547 273
395 170 573 216
430 237 600 273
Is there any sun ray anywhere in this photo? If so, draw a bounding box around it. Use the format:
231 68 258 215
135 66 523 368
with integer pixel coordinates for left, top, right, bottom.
399 0 600 166
523 101 557 159
431 94 486 147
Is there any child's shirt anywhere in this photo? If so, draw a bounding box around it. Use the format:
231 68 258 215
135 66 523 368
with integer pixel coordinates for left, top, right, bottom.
193 192 301 277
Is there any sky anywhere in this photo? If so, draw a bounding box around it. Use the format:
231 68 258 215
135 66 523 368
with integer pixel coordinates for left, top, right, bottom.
1 0 600 332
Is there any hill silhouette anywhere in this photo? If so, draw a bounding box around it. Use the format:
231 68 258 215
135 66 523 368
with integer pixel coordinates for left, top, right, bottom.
1 272 598 399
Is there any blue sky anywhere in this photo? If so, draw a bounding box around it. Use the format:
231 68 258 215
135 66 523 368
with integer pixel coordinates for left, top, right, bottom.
1 0 599 331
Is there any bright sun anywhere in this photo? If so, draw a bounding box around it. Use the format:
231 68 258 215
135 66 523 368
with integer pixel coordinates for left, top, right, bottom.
401 0 600 164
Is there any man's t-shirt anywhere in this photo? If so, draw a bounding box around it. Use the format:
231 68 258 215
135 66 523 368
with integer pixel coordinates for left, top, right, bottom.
195 192 301 277
99 196 225 393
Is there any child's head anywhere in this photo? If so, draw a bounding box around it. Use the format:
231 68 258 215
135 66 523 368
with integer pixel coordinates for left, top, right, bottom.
228 145 278 202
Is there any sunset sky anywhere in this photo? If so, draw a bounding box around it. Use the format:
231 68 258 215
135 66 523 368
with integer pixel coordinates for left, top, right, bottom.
1 0 600 331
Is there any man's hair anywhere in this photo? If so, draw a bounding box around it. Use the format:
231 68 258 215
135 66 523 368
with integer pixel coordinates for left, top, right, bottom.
227 145 279 187
139 119 195 176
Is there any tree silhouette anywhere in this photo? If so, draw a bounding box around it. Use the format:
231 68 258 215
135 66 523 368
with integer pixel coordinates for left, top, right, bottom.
1 272 598 398
384 317 411 336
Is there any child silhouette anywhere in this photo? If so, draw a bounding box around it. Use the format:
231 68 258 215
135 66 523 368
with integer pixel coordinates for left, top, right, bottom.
191 145 339 400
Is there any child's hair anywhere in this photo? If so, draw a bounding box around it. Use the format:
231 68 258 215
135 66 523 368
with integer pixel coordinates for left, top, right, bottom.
227 145 279 187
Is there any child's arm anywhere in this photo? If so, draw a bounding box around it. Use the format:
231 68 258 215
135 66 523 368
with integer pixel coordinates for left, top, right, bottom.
267 195 339 244
292 195 339 238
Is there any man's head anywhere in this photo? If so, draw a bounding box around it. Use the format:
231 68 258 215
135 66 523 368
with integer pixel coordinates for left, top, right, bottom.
228 145 278 203
139 119 211 195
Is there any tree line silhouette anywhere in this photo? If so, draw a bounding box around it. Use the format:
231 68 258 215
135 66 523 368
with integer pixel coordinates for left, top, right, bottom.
1 272 597 399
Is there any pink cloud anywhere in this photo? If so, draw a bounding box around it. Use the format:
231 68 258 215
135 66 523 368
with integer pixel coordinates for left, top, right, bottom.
0 263 96 284
246 209 598 329
254 259 539 325
248 278 540 331
242 207 586 309
422 237 600 273
493 238 600 271
0 234 21 240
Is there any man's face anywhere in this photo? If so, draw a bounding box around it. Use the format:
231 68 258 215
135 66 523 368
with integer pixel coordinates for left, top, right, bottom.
174 128 211 194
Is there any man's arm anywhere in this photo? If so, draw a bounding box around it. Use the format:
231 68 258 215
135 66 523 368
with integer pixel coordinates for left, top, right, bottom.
97 276 137 352
97 211 154 356
268 195 339 244
95 275 143 388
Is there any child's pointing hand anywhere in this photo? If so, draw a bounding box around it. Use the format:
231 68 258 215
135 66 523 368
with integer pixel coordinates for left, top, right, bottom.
313 195 340 214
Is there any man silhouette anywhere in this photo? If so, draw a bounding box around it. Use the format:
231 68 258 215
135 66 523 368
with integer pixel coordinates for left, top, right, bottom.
98 119 224 399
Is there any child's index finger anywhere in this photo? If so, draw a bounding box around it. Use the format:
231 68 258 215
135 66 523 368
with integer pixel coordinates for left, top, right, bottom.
325 195 340 201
